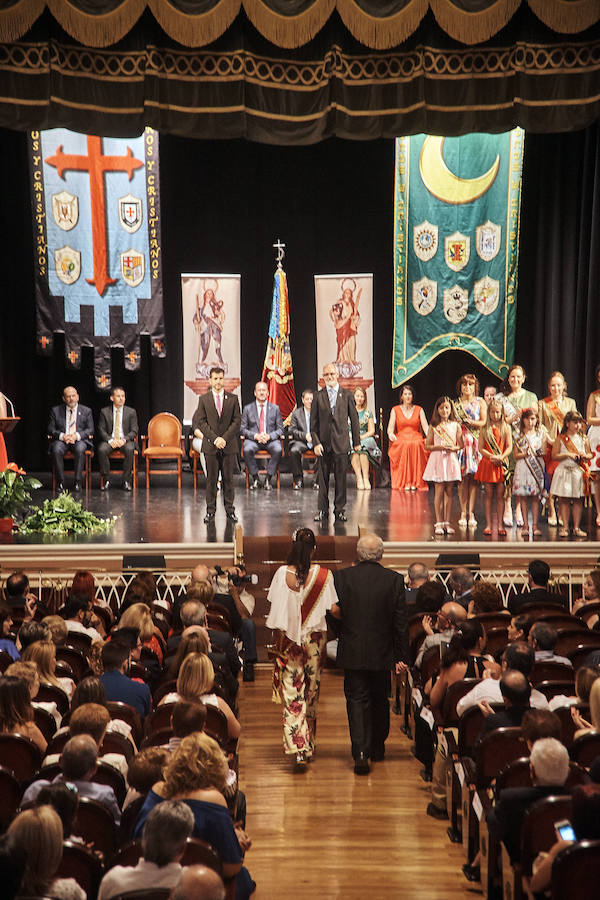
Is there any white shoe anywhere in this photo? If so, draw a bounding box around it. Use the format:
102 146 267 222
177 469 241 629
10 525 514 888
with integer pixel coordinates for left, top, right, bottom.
516 509 524 527
458 515 467 527
468 514 477 528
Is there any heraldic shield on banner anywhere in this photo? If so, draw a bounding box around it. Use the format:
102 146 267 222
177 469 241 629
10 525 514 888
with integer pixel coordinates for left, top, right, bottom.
29 127 165 390
392 130 524 385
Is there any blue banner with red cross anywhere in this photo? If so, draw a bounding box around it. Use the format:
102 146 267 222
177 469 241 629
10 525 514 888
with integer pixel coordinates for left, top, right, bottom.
29 127 165 389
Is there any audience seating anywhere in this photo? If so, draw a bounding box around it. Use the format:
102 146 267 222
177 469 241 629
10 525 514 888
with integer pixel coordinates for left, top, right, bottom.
550 839 600 900
0 649 13 672
93 759 127 807
555 703 590 748
0 733 42 782
72 796 118 858
33 704 58 742
484 626 509 660
569 732 600 767
111 890 171 900
535 680 576 701
118 795 145 845
140 726 172 748
57 839 105 900
101 730 136 763
36 681 70 716
65 631 93 655
106 702 143 747
556 630 600 657
56 645 91 681
151 680 177 706
0 764 23 830
569 644 600 670
530 661 574 685
144 702 176 736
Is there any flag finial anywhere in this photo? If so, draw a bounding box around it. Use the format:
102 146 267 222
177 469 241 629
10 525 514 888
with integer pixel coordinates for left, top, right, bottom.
272 238 285 268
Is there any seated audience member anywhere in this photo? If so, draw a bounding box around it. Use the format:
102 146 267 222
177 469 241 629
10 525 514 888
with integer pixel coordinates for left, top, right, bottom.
241 380 284 491
0 832 27 900
125 747 171 809
62 592 103 642
288 388 316 491
8 805 85 900
71 569 114 617
170 595 241 680
170 864 226 900
427 620 495 713
159 652 240 740
70 675 136 746
572 568 600 629
572 676 600 740
521 708 563 748
119 576 155 617
456 642 549 716
33 781 79 842
167 700 208 752
529 783 600 896
112 622 161 686
22 638 75 699
486 737 570 862
99 638 151 719
5 570 39 616
96 385 138 493
56 702 128 778
478 670 532 735
529 621 573 667
6 658 60 729
549 665 600 711
405 562 430 605
467 580 507 616
48 384 94 492
0 672 47 753
134 732 255 898
98 800 194 900
116 602 164 664
507 614 532 643
0 605 19 660
22 733 121 824
42 614 69 646
167 628 236 708
414 579 447 615
509 559 566 614
448 566 475 610
415 602 467 668
16 619 51 652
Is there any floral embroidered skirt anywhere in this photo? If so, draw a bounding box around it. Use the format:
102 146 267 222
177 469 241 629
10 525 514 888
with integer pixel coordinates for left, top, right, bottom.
272 630 327 756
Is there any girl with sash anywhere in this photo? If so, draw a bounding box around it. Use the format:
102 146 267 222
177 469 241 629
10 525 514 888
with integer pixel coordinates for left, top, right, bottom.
423 397 463 536
497 364 538 528
512 408 549 537
551 411 592 538
266 528 338 768
454 374 486 528
475 399 512 536
585 364 600 526
539 371 577 526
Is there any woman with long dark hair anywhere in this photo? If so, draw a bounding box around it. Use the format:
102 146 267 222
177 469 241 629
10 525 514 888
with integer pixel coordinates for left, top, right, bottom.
266 528 338 767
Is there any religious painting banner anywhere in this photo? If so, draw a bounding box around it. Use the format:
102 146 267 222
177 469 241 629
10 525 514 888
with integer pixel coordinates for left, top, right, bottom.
392 130 524 387
181 274 241 422
314 273 374 409
30 127 165 389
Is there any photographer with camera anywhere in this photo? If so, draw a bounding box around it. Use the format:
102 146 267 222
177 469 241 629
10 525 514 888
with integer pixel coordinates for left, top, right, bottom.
211 564 258 683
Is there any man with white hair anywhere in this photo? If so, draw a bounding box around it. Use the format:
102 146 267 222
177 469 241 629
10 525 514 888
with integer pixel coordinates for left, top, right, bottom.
330 533 408 774
486 737 570 862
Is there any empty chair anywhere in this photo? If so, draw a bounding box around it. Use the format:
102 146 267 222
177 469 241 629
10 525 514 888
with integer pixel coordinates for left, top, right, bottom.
0 764 23 830
56 839 105 899
143 413 183 489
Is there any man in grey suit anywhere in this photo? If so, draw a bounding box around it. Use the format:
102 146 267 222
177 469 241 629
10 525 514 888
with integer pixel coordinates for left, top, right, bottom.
288 388 317 490
97 386 138 491
48 385 94 492
240 381 284 490
312 362 360 522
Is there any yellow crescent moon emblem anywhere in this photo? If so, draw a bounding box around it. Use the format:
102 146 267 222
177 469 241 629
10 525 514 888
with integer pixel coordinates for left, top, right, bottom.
419 136 499 205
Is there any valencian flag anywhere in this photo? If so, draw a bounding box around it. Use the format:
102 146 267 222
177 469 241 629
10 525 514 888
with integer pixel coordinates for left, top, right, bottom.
392 130 524 386
261 259 296 423
29 127 165 389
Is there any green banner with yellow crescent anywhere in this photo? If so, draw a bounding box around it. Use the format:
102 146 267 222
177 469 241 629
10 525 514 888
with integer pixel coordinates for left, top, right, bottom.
392 130 524 386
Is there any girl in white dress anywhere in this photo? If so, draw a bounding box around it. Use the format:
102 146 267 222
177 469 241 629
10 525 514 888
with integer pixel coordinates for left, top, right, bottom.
586 364 600 526
512 408 549 537
551 411 592 538
423 397 463 536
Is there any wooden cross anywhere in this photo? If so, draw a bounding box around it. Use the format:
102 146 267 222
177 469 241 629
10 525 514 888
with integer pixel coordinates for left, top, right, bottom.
273 238 285 267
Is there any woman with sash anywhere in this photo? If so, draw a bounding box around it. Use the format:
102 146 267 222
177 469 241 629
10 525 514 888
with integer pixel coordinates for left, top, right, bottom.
454 374 486 528
497 364 538 528
512 408 549 537
266 528 338 768
539 371 577 526
551 411 592 538
475 399 512 536
585 365 600 526
423 397 463 535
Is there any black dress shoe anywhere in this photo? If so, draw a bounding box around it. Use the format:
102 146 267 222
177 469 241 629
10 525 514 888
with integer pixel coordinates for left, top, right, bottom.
100 479 110 491
426 802 448 820
249 477 260 490
264 477 272 491
226 510 238 522
122 481 132 491
243 662 255 682
335 511 347 522
57 483 64 492
73 482 82 492
314 510 328 522
354 752 370 775
204 512 215 523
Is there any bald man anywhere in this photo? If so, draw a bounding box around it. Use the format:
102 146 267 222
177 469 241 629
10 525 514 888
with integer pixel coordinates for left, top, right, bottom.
414 601 467 668
169 865 226 900
330 533 407 774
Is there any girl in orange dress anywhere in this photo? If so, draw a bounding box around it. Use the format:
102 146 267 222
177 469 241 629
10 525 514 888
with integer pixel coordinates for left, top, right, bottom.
475 399 512 536
387 384 429 491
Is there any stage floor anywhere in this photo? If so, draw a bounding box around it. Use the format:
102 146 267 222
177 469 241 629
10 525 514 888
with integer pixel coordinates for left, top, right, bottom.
5 471 600 548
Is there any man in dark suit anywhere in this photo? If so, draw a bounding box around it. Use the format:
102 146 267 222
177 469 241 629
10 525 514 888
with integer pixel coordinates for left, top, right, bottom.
509 559 567 613
331 533 408 774
288 388 316 490
312 362 360 522
48 385 94 491
97 386 138 491
240 381 284 490
192 366 241 523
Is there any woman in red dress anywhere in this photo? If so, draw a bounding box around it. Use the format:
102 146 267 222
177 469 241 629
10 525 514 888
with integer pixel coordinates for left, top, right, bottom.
387 384 429 491
0 392 8 470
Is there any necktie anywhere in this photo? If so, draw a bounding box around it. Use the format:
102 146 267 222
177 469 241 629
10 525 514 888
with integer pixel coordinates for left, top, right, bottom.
328 388 336 413
68 409 76 434
259 404 265 433
216 394 222 416
114 408 122 440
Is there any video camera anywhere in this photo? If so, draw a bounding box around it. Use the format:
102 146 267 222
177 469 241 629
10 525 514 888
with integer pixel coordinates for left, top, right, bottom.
214 565 258 588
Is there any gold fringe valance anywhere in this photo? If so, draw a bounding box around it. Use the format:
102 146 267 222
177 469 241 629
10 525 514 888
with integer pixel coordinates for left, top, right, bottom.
0 1 599 48
337 0 428 51
528 0 600 35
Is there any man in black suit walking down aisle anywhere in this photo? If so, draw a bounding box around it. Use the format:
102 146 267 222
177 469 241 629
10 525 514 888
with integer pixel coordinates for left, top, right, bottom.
192 366 241 523
312 362 360 522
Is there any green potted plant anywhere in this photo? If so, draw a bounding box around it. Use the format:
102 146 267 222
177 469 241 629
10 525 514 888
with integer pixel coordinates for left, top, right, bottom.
0 463 42 532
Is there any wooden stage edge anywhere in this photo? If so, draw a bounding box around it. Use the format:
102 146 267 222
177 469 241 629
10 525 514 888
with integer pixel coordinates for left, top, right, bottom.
0 536 599 573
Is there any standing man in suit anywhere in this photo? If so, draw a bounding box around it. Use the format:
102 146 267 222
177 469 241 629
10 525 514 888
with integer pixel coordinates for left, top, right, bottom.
288 389 318 490
240 381 284 490
331 533 408 774
192 366 241 523
312 362 360 522
48 385 94 491
97 387 138 491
